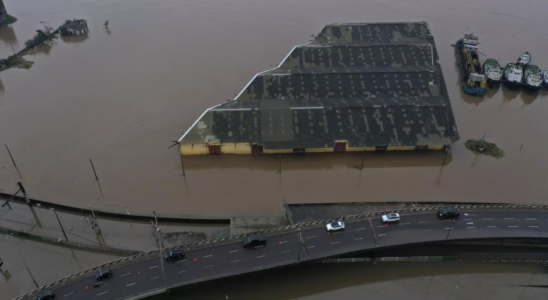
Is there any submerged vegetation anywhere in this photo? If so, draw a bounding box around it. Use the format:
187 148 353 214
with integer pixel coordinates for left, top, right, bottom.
0 55 34 70
24 26 57 49
0 14 17 27
465 139 505 158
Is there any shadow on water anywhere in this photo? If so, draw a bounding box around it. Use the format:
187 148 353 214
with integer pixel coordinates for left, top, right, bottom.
520 90 539 106
0 25 18 46
153 262 542 300
485 84 500 99
183 151 452 171
0 78 4 94
26 43 53 55
501 84 520 103
61 34 89 44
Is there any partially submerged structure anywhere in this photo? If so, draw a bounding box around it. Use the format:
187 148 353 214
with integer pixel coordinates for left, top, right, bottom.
60 19 88 36
179 22 459 155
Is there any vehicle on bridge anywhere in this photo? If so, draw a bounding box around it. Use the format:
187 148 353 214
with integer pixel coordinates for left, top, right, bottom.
438 208 461 219
381 213 400 223
243 235 266 248
35 291 54 300
164 249 185 260
96 269 113 281
326 221 345 232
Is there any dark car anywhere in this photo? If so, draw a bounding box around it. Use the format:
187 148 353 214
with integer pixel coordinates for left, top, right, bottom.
35 291 55 300
438 208 461 219
164 249 185 260
96 269 113 281
243 235 266 248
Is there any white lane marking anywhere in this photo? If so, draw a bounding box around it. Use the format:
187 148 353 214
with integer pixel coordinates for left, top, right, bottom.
356 228 367 231
177 260 186 263
231 260 240 263
177 270 187 273
254 245 264 249
127 283 136 287
355 237 363 240
423 229 433 231
204 265 214 268
378 234 386 237
305 236 316 239
229 250 238 253
399 223 410 225
203 255 212 258
282 250 291 254
97 292 108 296
419 221 429 223
331 242 340 245
306 246 315 249
121 273 131 277
525 218 537 221
466 227 476 229
150 276 159 280
257 255 266 258
279 241 288 244
505 218 515 220
332 232 342 235
444 228 452 230
487 226 497 228
64 293 74 297
508 226 518 228
483 218 493 220
529 226 539 228
149 265 158 269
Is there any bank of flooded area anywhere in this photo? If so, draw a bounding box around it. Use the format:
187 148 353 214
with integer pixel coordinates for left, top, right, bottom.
0 0 547 218
150 262 548 300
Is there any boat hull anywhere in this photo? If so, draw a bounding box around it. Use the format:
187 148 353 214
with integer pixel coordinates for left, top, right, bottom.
463 83 487 96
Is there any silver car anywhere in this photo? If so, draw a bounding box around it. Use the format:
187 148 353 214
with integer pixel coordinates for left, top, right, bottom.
381 213 400 223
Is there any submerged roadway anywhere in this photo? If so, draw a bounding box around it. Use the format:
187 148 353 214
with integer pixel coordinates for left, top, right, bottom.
25 210 548 300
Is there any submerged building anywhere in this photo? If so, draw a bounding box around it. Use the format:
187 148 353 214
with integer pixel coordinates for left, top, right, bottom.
179 22 459 155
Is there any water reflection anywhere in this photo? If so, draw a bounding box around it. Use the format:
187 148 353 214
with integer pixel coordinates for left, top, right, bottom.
520 91 538 106
0 25 18 46
26 43 53 55
61 34 89 44
501 85 520 102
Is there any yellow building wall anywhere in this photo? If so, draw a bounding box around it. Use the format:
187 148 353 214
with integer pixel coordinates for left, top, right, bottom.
180 144 208 155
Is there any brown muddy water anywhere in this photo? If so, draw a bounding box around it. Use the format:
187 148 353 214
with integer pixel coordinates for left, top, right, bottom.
154 262 548 300
0 0 548 218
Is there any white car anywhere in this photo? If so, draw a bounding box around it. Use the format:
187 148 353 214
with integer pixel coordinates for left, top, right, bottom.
326 221 345 232
381 213 400 223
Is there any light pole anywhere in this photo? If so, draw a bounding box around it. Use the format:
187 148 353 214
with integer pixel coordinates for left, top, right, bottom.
51 208 69 242
17 250 38 288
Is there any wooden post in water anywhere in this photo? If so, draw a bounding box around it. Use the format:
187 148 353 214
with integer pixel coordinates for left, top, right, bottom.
89 159 99 181
442 147 450 166
179 143 186 177
5 144 20 175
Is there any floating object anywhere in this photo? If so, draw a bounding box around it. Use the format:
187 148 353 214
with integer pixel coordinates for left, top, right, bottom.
465 139 504 158
517 52 531 67
482 58 502 88
503 63 524 90
543 69 548 88
522 65 543 94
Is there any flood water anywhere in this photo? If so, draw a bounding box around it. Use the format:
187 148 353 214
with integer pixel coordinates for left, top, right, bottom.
0 0 548 217
152 262 548 300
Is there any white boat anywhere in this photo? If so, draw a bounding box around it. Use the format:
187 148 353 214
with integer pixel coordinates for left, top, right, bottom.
503 63 523 89
517 52 531 67
544 69 548 88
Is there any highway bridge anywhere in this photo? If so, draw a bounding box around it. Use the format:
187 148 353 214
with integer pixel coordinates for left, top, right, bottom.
14 209 548 300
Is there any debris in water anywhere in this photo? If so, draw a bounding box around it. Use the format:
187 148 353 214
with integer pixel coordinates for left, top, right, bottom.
465 139 504 158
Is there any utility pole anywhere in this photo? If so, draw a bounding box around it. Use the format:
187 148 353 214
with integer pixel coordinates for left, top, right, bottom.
51 208 69 242
17 250 38 288
17 182 41 227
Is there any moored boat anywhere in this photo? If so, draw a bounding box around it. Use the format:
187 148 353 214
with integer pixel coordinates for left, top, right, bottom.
517 52 531 67
522 65 543 94
463 73 487 96
482 58 502 87
544 69 548 89
503 63 523 90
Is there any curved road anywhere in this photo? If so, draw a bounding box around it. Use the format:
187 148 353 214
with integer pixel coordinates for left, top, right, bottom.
25 210 548 300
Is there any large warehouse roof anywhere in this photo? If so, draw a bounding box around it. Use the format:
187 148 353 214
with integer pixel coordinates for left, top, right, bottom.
179 22 459 154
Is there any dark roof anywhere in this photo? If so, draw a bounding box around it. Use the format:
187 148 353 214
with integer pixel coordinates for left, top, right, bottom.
180 22 459 149
60 19 87 32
